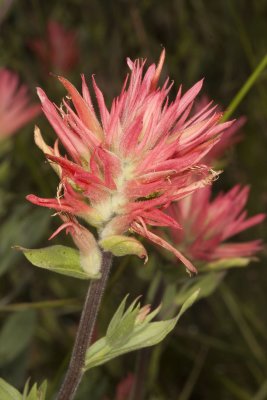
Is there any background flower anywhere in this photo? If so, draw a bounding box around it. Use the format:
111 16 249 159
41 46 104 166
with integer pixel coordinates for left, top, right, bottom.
0 68 40 139
29 20 79 74
168 184 265 263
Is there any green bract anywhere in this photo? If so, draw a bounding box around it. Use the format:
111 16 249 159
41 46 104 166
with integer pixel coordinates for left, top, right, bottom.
202 257 252 271
99 235 148 261
174 272 225 306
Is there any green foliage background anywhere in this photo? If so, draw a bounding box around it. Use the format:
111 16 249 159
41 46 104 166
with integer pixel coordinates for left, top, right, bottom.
0 0 267 399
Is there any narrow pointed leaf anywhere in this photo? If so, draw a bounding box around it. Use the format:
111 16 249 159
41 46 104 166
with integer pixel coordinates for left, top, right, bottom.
202 257 252 271
107 306 139 347
176 289 200 318
25 381 47 400
106 295 128 339
37 381 47 400
25 384 38 400
174 272 224 306
22 379 30 400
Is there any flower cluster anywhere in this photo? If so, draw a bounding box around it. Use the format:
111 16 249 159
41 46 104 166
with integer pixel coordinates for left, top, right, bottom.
0 69 40 139
167 185 265 263
27 51 234 274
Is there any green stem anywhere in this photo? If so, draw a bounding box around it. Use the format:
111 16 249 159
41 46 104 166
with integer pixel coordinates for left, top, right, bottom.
0 298 80 312
56 251 112 400
178 346 208 400
220 283 265 367
221 53 267 122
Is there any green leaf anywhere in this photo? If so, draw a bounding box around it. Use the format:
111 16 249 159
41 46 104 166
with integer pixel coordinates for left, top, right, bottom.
22 379 30 400
84 290 199 370
36 381 47 400
15 245 99 280
0 378 22 400
0 310 36 367
99 235 148 261
174 272 224 306
0 379 47 400
25 384 37 400
177 289 200 318
106 298 140 347
106 295 128 340
25 381 47 400
202 257 252 271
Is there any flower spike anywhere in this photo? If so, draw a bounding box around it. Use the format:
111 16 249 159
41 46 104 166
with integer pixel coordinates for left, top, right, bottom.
28 52 234 271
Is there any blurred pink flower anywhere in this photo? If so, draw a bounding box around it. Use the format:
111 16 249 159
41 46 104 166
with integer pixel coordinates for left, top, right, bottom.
168 185 265 262
195 95 246 164
115 373 135 400
29 20 79 74
0 68 40 139
27 51 233 273
101 373 135 400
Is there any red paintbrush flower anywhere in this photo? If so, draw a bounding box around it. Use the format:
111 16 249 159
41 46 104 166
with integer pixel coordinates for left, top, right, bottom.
29 20 79 74
168 184 265 263
27 51 233 274
0 69 40 139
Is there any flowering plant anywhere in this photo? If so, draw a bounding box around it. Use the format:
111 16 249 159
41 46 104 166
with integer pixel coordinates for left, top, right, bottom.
27 50 233 276
8 50 265 400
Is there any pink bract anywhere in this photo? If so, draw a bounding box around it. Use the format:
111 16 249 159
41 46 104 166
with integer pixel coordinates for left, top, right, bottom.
27 51 234 273
168 184 265 262
0 69 40 139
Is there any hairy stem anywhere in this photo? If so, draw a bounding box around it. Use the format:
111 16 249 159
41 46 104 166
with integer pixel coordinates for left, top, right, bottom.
57 251 113 400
